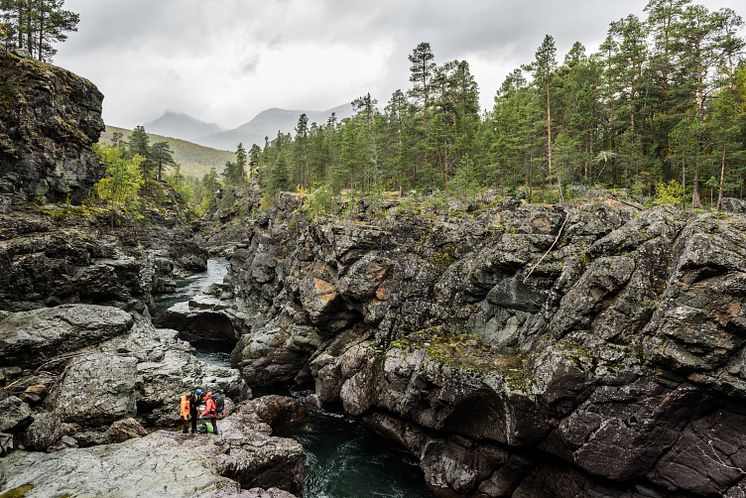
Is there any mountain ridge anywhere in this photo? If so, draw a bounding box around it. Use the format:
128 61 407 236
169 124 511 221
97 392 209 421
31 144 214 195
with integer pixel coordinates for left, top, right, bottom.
140 104 355 151
144 111 223 142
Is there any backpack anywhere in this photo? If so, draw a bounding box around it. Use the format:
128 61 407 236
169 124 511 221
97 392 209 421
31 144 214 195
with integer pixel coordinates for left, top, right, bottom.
214 393 225 417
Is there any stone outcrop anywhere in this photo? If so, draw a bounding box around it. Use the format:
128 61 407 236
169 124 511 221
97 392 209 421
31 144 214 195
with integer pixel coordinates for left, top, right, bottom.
0 51 105 206
218 197 746 498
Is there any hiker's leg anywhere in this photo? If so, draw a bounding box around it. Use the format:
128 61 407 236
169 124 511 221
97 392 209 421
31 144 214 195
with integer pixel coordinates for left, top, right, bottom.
190 414 198 433
211 419 218 435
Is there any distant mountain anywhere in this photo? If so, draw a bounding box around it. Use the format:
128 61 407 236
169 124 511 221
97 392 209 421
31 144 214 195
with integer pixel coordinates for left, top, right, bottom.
99 126 234 178
144 111 223 142
195 103 354 151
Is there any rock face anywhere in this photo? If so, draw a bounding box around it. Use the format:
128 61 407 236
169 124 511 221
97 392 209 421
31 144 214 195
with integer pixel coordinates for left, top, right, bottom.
0 396 304 498
220 198 746 498
0 51 105 206
0 207 207 311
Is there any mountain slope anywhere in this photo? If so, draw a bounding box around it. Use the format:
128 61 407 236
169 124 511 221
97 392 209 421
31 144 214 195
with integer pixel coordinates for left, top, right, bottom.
100 126 233 178
144 111 223 142
196 103 354 151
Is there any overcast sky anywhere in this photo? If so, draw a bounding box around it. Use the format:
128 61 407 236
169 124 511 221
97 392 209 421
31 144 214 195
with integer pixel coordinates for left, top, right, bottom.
55 0 745 130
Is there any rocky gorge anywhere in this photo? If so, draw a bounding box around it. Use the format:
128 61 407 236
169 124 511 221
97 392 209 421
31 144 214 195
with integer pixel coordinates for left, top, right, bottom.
183 192 746 498
2 48 746 498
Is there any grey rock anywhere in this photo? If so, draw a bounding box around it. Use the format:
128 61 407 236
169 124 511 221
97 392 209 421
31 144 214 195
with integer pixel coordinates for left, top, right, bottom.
0 51 104 204
0 396 33 433
0 304 133 367
20 411 62 451
47 353 137 425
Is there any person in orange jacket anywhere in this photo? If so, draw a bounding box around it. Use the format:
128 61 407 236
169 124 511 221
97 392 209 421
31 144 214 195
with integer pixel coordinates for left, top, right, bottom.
200 391 218 435
179 394 190 433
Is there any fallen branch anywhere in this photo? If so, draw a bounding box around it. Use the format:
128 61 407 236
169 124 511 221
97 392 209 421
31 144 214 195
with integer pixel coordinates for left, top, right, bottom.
523 212 570 284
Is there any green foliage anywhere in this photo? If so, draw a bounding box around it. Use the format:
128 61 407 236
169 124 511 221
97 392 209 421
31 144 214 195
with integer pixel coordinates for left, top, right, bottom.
302 185 338 218
654 180 684 205
94 145 144 221
432 243 456 269
0 483 34 498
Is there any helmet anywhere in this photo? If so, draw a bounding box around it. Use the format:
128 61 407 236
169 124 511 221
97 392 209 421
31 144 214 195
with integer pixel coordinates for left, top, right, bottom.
195 389 202 395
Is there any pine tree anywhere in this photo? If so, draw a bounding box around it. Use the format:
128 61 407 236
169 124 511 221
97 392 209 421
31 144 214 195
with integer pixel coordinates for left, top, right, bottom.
527 35 558 182
149 141 176 181
0 0 78 60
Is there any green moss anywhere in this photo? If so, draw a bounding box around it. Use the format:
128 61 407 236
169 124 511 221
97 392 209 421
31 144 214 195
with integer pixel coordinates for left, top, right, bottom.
389 338 413 350
39 203 97 220
432 243 457 269
0 484 34 498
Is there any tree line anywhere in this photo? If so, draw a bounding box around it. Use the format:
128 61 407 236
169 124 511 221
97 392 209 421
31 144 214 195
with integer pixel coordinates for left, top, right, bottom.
242 0 745 210
0 0 78 61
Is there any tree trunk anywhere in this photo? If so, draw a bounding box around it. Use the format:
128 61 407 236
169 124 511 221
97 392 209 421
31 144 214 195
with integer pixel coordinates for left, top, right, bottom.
692 168 702 209
681 158 686 210
17 5 23 49
25 1 32 54
716 143 727 212
37 1 43 61
546 86 553 177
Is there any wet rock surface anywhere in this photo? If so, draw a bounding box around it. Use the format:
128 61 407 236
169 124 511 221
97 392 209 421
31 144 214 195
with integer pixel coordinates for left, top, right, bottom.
215 198 746 497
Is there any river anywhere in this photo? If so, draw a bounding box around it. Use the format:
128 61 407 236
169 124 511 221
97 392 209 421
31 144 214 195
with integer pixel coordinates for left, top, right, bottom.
153 259 434 498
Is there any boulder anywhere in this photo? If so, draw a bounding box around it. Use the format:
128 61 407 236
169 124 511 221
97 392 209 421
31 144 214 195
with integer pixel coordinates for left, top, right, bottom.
106 417 147 443
19 411 62 451
46 353 137 425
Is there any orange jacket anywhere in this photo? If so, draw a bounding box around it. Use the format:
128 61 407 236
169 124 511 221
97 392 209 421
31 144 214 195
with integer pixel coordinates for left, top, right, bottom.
201 392 216 419
179 395 190 420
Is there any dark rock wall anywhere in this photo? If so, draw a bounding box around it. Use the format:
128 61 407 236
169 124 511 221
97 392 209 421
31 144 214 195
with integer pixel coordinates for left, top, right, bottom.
0 52 105 206
222 199 746 497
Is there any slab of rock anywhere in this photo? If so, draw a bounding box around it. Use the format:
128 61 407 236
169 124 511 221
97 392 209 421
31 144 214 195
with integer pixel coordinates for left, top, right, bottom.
0 432 248 497
0 305 133 367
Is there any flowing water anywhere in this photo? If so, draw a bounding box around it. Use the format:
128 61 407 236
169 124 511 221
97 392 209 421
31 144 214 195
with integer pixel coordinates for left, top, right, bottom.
152 258 229 316
155 259 434 498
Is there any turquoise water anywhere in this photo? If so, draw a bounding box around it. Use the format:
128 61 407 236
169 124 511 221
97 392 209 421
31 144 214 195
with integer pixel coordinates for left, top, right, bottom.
286 408 433 498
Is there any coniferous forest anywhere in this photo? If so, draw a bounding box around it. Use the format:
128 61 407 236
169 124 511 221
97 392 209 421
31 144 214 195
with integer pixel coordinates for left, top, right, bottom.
232 0 746 211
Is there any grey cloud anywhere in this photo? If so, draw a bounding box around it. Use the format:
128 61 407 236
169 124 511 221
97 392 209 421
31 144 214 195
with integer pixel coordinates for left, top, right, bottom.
55 0 744 129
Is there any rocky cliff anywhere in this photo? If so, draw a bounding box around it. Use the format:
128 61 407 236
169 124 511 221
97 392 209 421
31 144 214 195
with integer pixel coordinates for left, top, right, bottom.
0 51 105 207
203 196 746 498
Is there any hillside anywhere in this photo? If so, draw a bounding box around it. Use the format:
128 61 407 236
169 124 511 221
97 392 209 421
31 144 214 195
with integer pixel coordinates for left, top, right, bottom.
100 126 234 178
196 103 354 150
144 111 223 141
